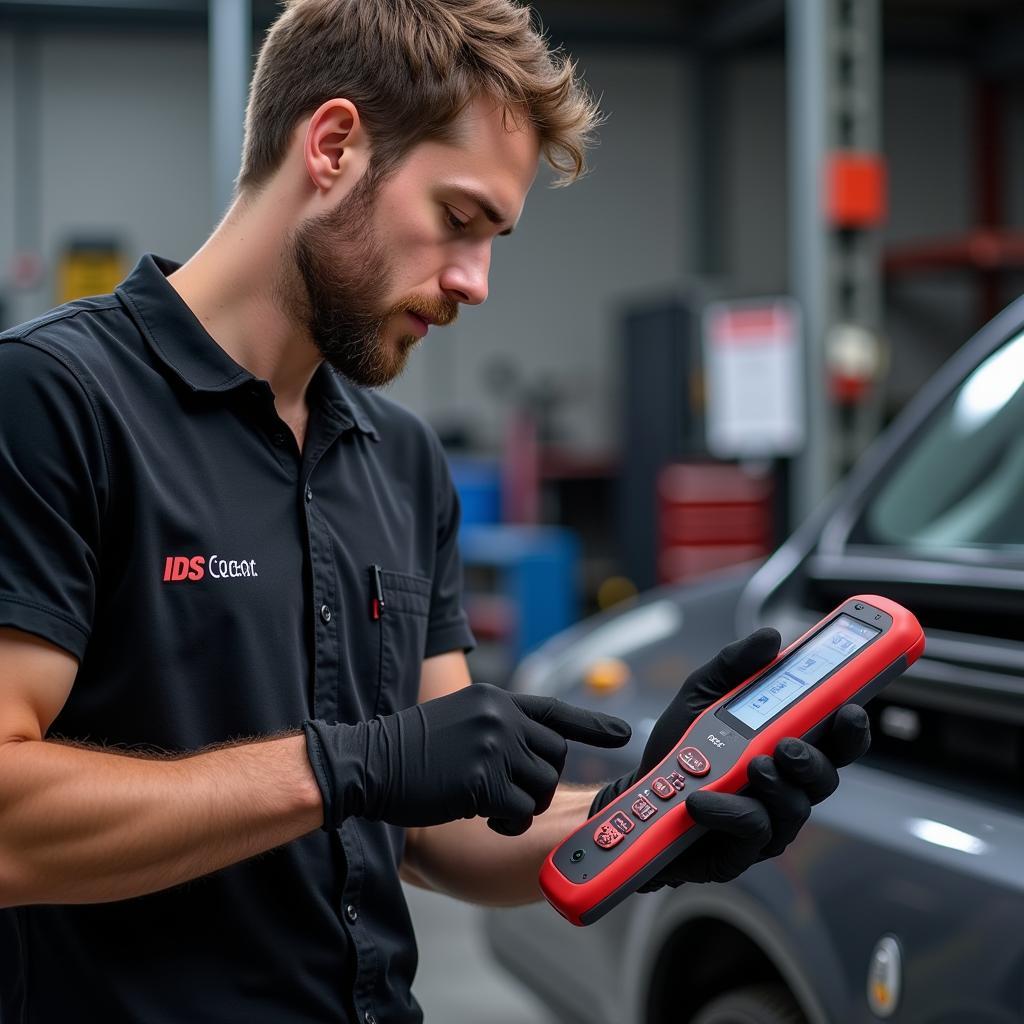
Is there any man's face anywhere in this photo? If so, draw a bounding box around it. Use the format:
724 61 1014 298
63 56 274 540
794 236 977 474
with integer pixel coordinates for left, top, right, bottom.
283 97 540 387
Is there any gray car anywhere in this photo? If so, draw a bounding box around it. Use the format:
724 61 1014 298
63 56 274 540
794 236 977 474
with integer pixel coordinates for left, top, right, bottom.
484 297 1024 1024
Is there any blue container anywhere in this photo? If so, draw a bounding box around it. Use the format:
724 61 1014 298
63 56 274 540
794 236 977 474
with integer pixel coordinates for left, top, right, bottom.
459 524 580 663
448 456 502 527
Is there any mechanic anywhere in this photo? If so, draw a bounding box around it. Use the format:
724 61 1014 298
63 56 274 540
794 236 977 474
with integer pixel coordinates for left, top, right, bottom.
0 0 870 1020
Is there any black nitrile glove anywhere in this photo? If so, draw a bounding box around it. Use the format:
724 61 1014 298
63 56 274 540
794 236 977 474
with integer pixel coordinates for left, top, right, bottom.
304 683 632 836
590 628 871 888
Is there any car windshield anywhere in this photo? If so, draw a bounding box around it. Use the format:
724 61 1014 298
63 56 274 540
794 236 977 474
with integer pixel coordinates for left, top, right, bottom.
859 328 1024 554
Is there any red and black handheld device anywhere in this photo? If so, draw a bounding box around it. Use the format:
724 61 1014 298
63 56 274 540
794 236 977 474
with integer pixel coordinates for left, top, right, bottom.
540 595 925 926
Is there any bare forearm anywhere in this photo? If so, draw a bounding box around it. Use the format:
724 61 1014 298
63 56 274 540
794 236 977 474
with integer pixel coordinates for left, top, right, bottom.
0 734 322 907
402 784 598 906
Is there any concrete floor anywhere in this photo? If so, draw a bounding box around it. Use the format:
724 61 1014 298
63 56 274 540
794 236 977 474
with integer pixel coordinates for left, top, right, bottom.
404 883 557 1024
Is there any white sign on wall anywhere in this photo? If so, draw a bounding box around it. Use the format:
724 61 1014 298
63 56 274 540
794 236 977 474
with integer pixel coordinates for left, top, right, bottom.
702 298 805 458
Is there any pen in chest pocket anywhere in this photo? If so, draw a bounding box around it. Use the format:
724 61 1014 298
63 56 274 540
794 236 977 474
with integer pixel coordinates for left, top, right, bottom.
370 564 385 621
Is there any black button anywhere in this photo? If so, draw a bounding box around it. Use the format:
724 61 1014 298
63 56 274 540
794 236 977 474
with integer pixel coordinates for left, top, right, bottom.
272 431 287 447
571 849 585 862
855 602 864 610
305 486 313 503
345 904 358 923
320 604 332 624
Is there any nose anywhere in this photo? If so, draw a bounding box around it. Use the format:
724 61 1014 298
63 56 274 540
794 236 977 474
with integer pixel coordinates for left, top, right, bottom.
440 247 490 306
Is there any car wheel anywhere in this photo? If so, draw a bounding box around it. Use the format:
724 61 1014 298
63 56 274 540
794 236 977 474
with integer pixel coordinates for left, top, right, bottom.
691 983 806 1024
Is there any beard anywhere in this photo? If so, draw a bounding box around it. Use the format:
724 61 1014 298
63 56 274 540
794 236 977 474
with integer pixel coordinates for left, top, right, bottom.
279 170 458 388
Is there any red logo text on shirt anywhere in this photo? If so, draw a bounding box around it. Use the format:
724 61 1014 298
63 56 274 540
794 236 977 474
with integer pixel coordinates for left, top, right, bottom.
163 555 205 582
161 554 259 582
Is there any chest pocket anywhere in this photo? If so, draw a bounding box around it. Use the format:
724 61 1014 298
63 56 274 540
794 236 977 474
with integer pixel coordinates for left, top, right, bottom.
375 569 431 715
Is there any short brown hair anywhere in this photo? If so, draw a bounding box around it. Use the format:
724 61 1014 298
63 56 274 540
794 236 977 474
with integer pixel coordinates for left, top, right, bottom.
238 0 601 195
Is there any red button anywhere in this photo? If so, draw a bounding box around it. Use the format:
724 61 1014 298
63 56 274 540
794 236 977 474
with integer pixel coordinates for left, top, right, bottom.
678 746 711 776
631 796 657 821
667 771 687 791
651 777 675 800
610 812 635 834
594 821 624 849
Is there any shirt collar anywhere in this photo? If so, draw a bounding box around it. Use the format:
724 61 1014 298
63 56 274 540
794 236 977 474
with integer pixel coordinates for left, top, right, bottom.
116 253 378 439
311 363 380 441
117 254 253 393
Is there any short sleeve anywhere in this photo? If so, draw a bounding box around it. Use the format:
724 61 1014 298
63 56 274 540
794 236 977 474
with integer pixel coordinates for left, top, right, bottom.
0 341 109 658
424 431 475 659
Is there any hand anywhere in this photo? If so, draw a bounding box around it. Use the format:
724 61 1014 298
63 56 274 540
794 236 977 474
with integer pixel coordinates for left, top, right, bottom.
304 683 631 835
590 628 871 887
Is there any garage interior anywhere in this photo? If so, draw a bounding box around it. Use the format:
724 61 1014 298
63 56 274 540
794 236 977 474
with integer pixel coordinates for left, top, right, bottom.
2 1 1024 1021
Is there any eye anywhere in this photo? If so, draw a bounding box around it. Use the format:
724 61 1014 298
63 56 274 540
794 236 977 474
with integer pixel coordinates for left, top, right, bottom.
444 207 469 233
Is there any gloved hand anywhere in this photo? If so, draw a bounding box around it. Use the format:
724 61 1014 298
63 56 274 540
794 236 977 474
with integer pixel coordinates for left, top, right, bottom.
304 683 631 836
590 628 871 887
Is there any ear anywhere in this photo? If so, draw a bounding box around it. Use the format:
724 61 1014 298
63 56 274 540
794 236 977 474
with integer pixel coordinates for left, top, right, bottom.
302 98 369 192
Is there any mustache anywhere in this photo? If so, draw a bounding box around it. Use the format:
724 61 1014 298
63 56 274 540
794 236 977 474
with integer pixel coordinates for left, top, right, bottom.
391 295 459 327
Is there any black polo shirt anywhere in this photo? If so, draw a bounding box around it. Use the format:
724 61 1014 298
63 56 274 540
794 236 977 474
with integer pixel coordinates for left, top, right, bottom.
0 254 474 1022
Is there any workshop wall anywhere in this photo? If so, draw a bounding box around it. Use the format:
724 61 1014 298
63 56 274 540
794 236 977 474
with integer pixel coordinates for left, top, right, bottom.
0 30 211 327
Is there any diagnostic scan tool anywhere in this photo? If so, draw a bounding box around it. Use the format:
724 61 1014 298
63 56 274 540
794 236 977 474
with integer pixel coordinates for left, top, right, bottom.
541 596 925 925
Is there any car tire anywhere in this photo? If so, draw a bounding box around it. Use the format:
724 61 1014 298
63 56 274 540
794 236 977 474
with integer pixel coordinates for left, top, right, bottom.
691 983 806 1024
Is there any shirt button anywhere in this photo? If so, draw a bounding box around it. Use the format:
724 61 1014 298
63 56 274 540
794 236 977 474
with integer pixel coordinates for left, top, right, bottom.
272 431 287 447
345 903 358 923
305 486 313 503
320 604 332 624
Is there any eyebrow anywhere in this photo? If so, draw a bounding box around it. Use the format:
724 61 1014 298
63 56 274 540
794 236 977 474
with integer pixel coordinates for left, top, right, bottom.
451 186 516 236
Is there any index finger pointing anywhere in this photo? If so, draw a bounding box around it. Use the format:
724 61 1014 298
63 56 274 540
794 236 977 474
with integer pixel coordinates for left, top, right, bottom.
512 694 632 748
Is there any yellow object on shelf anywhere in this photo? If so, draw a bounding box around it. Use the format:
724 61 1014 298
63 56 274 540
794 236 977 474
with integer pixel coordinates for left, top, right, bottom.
57 241 125 304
